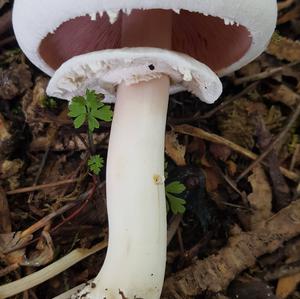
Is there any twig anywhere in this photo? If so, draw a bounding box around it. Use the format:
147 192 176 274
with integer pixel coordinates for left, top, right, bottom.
168 83 258 124
174 124 299 182
6 178 80 195
18 186 97 241
236 101 300 182
234 61 300 85
167 215 182 245
0 241 107 299
162 199 300 298
51 180 99 233
28 129 56 203
19 201 81 240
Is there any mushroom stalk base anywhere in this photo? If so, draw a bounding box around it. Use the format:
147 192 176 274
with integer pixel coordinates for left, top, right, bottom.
78 76 170 299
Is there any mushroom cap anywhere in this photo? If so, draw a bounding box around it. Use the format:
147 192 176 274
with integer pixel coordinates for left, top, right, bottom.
13 0 277 103
47 48 222 104
13 0 277 75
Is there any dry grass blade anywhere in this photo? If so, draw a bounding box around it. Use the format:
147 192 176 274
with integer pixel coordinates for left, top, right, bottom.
174 124 299 182
0 241 107 298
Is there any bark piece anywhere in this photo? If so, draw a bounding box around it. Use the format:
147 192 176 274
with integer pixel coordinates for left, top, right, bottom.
162 199 300 298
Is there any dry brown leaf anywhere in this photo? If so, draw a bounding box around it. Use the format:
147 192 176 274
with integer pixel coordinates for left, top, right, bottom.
247 166 273 229
0 232 33 254
276 273 300 299
24 231 55 267
209 143 231 162
266 84 300 108
277 4 300 24
165 131 186 166
267 36 300 62
278 0 295 11
226 160 237 177
204 167 222 193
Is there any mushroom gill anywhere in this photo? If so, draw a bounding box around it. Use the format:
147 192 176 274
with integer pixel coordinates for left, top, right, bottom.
39 9 252 72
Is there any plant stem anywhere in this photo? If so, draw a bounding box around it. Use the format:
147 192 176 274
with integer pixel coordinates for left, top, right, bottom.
88 129 96 155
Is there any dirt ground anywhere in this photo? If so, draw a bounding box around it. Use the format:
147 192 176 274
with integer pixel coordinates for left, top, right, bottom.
0 0 300 298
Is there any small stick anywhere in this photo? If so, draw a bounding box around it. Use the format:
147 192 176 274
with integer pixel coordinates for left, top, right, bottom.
234 61 300 85
174 124 299 182
6 178 79 195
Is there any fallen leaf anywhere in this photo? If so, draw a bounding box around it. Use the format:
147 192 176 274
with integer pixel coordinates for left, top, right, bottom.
165 131 186 166
209 143 231 162
278 0 295 11
277 4 300 24
204 167 222 193
226 160 237 177
247 166 273 229
276 273 300 299
256 118 292 210
267 35 300 62
0 231 32 254
24 231 55 266
266 84 300 108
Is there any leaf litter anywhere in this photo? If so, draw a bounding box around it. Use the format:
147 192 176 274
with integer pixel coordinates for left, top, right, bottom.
0 1 300 298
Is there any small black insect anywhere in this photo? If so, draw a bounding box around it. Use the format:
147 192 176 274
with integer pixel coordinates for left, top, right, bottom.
148 64 155 71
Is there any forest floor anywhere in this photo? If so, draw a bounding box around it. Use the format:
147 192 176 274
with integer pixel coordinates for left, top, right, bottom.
0 0 300 298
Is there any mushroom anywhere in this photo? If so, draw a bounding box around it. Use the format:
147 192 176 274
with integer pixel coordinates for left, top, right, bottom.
13 1 277 298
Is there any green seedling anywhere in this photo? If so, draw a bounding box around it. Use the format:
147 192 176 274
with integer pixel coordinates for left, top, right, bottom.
88 155 104 176
165 181 186 214
68 89 113 132
68 89 113 175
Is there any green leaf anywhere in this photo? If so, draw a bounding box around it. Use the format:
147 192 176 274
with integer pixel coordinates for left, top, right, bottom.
88 115 100 132
86 89 104 110
166 193 186 214
74 114 86 129
88 155 104 175
91 106 113 122
165 181 186 194
69 90 111 132
68 97 86 117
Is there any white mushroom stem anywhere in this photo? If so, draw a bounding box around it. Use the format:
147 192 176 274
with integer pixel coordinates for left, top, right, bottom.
80 76 170 299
